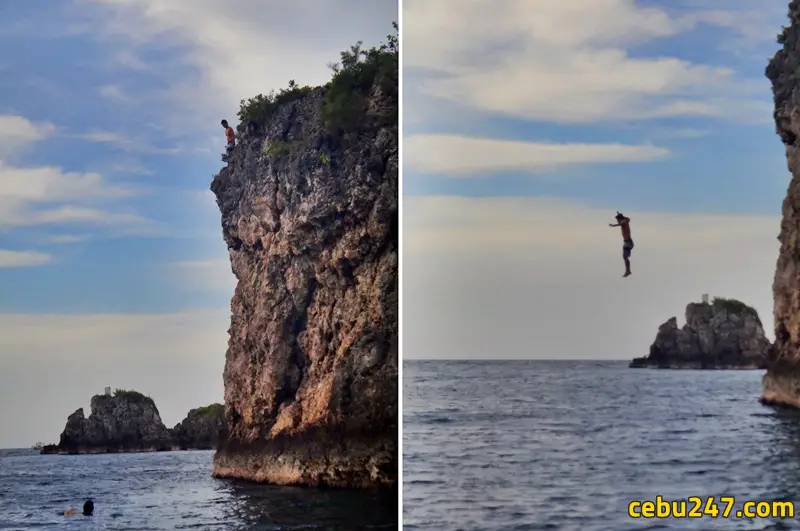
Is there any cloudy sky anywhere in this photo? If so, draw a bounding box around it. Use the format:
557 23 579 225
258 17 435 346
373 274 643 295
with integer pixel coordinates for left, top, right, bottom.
0 0 396 449
403 0 789 360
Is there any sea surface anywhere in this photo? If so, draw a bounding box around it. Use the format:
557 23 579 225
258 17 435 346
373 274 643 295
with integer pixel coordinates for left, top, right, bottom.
403 360 800 530
0 449 397 530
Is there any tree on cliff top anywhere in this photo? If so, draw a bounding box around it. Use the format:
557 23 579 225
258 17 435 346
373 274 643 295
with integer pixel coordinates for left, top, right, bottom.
193 403 224 417
237 22 398 136
111 389 153 404
322 21 398 136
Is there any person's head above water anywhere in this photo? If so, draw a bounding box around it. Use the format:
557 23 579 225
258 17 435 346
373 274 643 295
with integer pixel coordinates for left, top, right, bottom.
83 499 94 516
221 119 229 128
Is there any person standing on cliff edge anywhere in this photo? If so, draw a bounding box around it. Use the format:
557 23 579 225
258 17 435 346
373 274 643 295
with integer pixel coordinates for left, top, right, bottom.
221 119 235 161
609 211 633 277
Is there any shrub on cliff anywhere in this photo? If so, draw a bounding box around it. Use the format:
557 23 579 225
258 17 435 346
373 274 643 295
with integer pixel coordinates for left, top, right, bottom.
322 22 398 136
237 80 313 124
711 297 762 325
236 22 398 137
194 403 224 417
112 389 153 404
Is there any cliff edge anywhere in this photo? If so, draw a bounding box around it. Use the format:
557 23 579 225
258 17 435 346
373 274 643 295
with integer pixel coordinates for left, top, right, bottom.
41 390 174 454
763 1 800 407
210 29 398 487
630 299 770 369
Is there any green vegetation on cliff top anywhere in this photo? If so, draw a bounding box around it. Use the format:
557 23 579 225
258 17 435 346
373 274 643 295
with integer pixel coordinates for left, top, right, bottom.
711 297 751 314
710 297 762 325
193 403 224 417
237 22 398 137
111 389 153 403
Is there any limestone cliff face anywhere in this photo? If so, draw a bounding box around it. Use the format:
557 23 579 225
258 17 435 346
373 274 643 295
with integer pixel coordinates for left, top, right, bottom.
763 0 800 407
172 404 226 450
210 87 398 487
630 300 770 369
41 394 175 454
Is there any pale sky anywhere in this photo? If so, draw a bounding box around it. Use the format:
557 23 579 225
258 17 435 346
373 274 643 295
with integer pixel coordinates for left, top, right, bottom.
0 0 397 449
402 0 787 360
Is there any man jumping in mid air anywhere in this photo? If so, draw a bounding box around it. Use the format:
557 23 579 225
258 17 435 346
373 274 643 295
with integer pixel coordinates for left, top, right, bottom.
609 211 633 277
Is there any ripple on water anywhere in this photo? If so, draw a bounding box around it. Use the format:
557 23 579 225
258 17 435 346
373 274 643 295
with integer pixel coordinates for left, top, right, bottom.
403 360 800 530
0 449 397 530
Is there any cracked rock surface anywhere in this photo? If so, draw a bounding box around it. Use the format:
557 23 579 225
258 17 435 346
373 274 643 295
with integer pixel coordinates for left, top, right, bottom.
630 301 770 369
210 86 397 487
763 0 800 408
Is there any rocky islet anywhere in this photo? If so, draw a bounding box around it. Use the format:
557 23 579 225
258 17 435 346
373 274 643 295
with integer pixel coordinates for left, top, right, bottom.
41 391 224 454
630 298 770 369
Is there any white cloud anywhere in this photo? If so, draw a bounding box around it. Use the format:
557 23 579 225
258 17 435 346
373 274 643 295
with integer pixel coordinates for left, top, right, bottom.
0 309 228 448
80 0 397 128
659 128 712 139
113 49 148 70
0 115 56 157
76 130 182 155
170 259 235 295
97 83 131 103
39 234 89 244
0 162 151 230
404 195 779 360
0 250 51 267
404 134 670 175
109 161 153 175
403 0 772 123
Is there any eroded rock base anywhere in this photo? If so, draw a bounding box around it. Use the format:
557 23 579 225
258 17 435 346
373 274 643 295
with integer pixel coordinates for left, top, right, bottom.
761 362 800 408
631 362 762 370
212 427 396 488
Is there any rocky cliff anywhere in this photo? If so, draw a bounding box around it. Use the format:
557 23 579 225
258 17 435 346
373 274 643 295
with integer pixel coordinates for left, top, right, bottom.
172 403 225 450
209 34 398 488
763 1 800 407
42 393 227 454
41 391 175 454
630 299 770 369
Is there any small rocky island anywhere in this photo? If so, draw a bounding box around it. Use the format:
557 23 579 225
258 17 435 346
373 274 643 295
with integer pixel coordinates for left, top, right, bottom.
629 297 770 369
41 389 224 454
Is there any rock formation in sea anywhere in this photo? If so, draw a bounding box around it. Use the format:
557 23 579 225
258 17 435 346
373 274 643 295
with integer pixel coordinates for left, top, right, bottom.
41 392 227 454
41 390 175 454
209 29 398 487
763 1 800 407
629 298 770 369
172 403 225 450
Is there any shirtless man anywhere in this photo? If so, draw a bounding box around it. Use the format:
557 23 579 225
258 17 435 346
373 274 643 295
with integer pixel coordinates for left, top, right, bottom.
221 119 235 161
609 211 633 277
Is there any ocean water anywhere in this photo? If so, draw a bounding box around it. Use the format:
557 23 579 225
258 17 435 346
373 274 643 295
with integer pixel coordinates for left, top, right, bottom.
403 360 800 530
0 449 397 530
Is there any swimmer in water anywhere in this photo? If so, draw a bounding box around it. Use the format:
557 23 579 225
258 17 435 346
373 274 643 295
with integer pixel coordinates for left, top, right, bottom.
63 499 93 517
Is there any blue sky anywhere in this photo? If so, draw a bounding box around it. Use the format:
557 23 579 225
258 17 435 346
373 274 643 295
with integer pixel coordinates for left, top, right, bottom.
403 0 787 215
402 0 790 360
0 0 396 448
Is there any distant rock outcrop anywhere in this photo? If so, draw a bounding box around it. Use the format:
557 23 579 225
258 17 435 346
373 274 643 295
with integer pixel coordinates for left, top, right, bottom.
41 392 227 454
630 298 770 369
41 390 175 454
172 404 225 450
